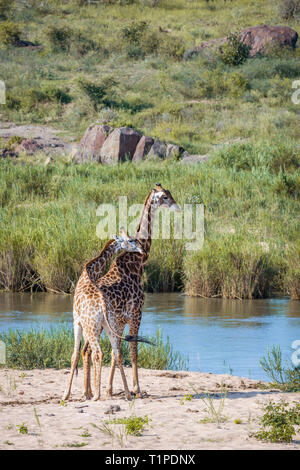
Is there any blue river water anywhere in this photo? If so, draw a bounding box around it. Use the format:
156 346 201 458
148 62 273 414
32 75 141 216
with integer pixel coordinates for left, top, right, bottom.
0 292 299 381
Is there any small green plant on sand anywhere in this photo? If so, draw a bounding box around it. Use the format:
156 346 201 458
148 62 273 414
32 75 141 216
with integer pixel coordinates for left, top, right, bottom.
253 399 300 443
106 415 151 437
180 394 193 405
260 345 300 391
17 423 28 434
192 383 228 426
234 418 243 424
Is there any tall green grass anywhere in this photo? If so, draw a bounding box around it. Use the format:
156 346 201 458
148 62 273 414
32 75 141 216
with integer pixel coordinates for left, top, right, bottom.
0 325 188 371
0 139 299 298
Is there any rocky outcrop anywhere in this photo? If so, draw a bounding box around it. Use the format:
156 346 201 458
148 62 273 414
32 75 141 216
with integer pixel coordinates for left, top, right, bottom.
241 25 298 56
0 122 211 165
74 124 111 163
193 24 298 58
132 136 154 162
99 127 141 165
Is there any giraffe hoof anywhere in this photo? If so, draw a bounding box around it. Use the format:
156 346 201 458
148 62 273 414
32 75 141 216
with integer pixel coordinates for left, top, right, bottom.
92 395 101 401
106 390 113 398
81 393 93 401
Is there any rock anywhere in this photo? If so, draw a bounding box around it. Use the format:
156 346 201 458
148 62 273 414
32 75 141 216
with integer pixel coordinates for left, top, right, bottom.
132 135 154 162
241 24 298 56
104 405 121 415
74 124 111 163
147 140 167 159
15 138 43 155
99 127 141 165
0 148 18 158
179 154 210 165
193 24 298 58
165 144 184 160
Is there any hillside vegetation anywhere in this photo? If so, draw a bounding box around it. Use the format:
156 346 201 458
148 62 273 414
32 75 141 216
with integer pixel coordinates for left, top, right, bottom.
0 0 300 299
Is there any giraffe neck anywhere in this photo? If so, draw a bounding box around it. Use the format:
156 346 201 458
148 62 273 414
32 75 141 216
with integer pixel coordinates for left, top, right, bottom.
85 240 117 283
135 190 155 261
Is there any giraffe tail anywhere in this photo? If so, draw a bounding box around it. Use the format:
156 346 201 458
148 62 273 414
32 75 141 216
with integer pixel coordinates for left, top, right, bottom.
124 335 155 346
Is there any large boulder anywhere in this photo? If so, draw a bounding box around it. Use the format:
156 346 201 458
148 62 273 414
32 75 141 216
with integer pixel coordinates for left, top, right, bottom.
99 127 141 165
132 135 154 162
241 25 298 56
194 24 298 58
147 140 167 159
74 124 111 163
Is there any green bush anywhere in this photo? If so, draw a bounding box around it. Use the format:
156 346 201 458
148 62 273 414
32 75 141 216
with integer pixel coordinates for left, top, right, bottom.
77 76 118 109
0 0 14 19
260 345 300 391
45 25 72 52
0 21 21 46
122 21 148 45
159 35 185 61
220 32 250 66
254 400 299 443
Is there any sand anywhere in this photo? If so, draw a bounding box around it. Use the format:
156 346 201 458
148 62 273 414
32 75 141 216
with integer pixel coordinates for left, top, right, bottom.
0 367 299 450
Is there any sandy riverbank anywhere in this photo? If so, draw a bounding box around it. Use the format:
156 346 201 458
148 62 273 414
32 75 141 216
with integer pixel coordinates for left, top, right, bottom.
0 367 299 450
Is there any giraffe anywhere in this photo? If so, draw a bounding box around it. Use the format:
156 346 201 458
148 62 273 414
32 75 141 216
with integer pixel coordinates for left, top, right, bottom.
79 183 180 401
62 230 144 402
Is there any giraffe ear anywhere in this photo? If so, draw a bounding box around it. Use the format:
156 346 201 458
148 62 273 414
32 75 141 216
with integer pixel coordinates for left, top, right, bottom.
120 227 130 240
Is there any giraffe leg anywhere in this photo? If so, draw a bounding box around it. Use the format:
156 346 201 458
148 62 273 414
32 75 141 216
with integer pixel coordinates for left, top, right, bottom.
90 339 104 401
110 336 131 401
106 350 116 398
62 322 82 401
129 317 142 398
81 341 93 400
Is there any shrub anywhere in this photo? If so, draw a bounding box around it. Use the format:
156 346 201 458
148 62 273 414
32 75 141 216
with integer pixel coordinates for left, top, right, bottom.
220 32 250 66
159 35 185 60
126 44 145 60
0 21 21 46
41 85 71 104
0 0 14 19
45 25 72 52
260 345 300 391
276 0 300 19
122 21 148 45
254 400 299 443
77 76 118 109
140 30 160 55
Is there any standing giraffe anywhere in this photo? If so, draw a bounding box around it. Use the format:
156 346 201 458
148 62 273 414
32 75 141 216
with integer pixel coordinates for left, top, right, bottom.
62 231 144 401
80 184 180 400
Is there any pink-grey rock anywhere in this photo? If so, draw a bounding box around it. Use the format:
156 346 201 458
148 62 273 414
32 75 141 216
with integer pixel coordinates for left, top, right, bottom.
132 136 154 162
74 124 111 163
99 127 141 165
15 138 43 155
147 140 167 159
194 24 298 58
179 154 210 165
240 25 298 56
166 144 184 160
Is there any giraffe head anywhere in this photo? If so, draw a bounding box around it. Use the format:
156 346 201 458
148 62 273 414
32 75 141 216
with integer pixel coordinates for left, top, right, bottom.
113 228 144 254
152 183 181 212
